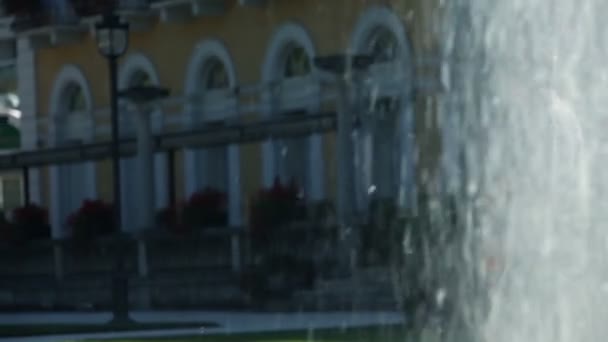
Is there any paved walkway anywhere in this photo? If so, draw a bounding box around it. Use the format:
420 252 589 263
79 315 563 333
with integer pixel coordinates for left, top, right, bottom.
0 311 405 342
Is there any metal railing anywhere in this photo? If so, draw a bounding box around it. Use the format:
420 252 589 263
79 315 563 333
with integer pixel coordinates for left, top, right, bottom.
22 78 339 147
3 111 336 170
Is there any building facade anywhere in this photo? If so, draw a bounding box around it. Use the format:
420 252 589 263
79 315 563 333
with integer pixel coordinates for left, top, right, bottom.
3 0 444 238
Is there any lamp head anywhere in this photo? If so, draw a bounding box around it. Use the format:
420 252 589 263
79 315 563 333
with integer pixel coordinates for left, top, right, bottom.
95 11 130 59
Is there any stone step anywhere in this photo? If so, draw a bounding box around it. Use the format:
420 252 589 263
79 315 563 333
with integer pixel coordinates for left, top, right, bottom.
0 267 237 289
293 291 402 311
296 287 398 300
314 269 397 295
315 277 394 292
0 281 247 311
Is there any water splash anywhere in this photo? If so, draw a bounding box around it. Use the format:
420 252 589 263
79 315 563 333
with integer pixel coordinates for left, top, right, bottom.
440 1 608 341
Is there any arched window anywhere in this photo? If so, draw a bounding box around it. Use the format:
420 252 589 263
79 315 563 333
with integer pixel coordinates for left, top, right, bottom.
202 57 229 90
64 83 86 113
367 27 399 64
129 70 152 87
283 44 311 78
61 82 87 143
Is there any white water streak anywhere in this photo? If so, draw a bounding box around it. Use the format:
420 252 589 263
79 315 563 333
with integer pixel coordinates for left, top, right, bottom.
442 1 608 341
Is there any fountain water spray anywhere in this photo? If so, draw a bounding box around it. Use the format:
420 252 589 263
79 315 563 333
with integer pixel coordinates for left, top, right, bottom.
438 1 608 341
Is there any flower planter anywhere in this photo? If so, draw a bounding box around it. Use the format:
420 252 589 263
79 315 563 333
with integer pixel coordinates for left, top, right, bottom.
67 199 116 243
12 204 51 242
156 187 229 235
249 177 306 244
182 187 228 229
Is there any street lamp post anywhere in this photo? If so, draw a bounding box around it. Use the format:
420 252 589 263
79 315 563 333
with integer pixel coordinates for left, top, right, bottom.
95 9 130 324
96 9 129 235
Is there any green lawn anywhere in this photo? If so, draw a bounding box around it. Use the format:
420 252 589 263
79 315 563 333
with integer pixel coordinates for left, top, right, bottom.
0 322 218 338
80 325 411 342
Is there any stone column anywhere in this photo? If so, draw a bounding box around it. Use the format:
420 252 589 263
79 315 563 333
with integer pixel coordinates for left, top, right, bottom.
130 107 153 309
131 107 155 232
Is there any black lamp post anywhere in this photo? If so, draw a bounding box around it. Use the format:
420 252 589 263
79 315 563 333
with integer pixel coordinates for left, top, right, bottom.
95 9 130 324
96 9 129 234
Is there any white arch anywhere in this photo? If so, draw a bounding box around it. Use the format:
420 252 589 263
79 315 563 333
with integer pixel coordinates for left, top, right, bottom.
118 52 168 230
261 22 324 200
350 5 416 209
49 65 94 118
184 39 237 95
350 5 413 70
119 52 161 87
48 64 96 239
183 39 242 225
261 22 316 83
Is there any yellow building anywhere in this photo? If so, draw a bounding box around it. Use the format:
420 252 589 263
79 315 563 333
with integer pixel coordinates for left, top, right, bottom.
5 0 443 238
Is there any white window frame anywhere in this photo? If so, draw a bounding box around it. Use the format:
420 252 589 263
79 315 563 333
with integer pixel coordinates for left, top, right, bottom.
182 39 242 225
261 22 324 200
350 5 416 210
48 64 97 239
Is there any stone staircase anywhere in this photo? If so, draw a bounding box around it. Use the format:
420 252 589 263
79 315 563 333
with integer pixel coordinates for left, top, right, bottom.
293 267 403 311
0 267 248 311
0 232 250 311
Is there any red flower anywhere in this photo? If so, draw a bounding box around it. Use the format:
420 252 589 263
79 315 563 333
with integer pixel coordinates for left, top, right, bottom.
13 204 48 226
187 187 228 211
11 204 50 241
249 177 304 237
67 199 115 239
178 187 229 230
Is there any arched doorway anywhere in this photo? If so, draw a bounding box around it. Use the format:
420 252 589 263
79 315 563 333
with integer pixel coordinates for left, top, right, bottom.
273 43 312 192
192 56 230 193
184 39 242 225
48 66 96 238
261 22 324 200
351 6 415 212
57 84 89 221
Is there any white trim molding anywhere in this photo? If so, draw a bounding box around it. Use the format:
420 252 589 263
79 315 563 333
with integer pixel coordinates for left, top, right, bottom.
350 5 416 210
118 52 168 231
261 22 324 200
48 64 97 239
183 39 242 225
